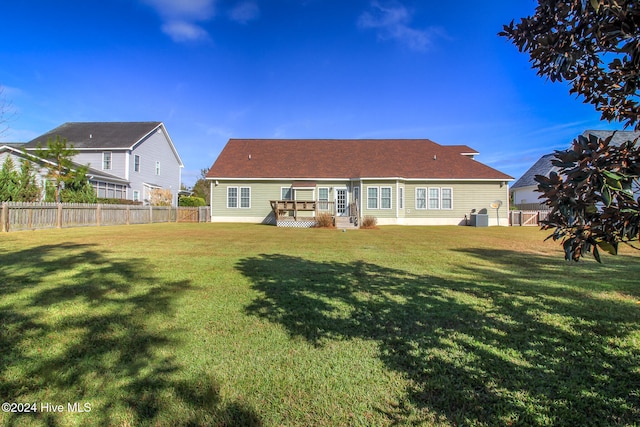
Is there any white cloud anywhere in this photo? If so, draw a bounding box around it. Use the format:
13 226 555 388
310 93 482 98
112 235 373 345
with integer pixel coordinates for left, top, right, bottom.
142 0 216 42
162 20 210 42
358 1 436 52
228 1 260 24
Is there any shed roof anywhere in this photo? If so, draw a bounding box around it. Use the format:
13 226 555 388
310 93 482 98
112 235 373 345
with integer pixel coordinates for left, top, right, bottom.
207 139 513 181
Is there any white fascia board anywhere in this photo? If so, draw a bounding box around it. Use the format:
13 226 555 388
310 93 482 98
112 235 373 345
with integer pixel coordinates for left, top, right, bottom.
356 177 514 182
130 123 184 167
206 177 353 182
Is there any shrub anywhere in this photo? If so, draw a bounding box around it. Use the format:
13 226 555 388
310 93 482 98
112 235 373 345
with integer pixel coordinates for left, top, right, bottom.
361 215 378 229
179 196 206 207
149 188 173 206
314 212 335 228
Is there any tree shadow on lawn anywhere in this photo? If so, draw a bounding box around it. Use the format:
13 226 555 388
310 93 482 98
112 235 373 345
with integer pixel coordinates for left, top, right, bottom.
0 243 261 427
239 250 640 426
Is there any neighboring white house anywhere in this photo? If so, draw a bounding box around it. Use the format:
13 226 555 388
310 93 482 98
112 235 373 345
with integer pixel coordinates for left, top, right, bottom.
511 130 640 208
21 122 184 205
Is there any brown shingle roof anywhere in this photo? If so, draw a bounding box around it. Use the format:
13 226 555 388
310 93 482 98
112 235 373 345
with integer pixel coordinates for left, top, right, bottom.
207 139 513 180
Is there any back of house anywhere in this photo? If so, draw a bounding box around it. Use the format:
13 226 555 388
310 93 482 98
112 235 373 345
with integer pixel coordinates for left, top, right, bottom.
206 138 513 226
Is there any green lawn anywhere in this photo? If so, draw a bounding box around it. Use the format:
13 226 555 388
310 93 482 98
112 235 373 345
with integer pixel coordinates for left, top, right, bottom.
1 224 639 426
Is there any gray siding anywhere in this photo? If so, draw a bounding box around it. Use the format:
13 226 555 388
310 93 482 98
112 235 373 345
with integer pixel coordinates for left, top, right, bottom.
73 151 128 179
130 130 182 205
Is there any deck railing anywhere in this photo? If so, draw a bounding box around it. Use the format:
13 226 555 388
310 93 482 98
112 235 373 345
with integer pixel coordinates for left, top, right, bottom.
270 200 336 220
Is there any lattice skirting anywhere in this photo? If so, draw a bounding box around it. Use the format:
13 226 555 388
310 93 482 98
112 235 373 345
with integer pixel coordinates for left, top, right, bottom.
276 219 317 228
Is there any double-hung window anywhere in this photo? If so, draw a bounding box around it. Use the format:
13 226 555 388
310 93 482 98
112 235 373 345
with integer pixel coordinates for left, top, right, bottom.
227 187 238 208
367 186 392 209
416 187 453 209
134 155 140 172
155 161 161 176
240 187 251 208
398 187 404 209
228 186 250 208
103 152 112 170
416 188 427 209
380 187 392 209
442 188 453 209
281 187 292 200
318 187 329 211
428 188 440 209
367 187 378 209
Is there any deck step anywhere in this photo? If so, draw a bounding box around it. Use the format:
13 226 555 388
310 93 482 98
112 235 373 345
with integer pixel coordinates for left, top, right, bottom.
334 216 358 229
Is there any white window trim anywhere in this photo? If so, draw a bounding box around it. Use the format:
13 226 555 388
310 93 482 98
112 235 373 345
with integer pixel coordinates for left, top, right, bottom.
398 186 404 210
415 187 454 210
366 186 392 210
441 187 453 210
428 187 440 210
415 187 427 210
155 161 161 176
134 154 141 173
228 186 251 209
281 187 292 200
380 186 392 210
240 187 251 208
318 187 330 202
367 186 379 210
227 187 238 208
103 152 112 170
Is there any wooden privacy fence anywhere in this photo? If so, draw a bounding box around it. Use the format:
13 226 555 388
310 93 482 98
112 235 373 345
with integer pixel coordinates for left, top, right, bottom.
1 202 210 232
509 210 550 226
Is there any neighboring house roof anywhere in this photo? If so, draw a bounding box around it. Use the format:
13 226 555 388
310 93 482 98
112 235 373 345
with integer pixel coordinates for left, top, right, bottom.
582 129 640 145
511 153 557 189
0 142 26 148
511 130 640 190
84 166 130 185
23 121 184 167
24 122 161 149
207 139 513 181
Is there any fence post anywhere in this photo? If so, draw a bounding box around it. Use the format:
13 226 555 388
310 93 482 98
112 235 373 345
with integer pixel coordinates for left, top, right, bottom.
96 204 101 227
149 205 153 224
1 202 6 232
56 203 63 228
126 206 130 225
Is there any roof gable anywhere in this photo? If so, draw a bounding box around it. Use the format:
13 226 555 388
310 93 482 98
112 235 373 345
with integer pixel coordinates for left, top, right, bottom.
207 139 513 181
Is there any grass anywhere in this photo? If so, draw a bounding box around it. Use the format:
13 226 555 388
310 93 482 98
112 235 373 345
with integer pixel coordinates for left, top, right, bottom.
1 223 639 426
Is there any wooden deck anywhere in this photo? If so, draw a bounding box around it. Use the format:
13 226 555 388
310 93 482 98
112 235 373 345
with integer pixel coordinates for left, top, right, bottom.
269 200 360 228
270 200 335 221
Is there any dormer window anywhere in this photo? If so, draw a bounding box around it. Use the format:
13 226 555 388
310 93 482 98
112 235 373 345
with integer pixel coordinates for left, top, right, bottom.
103 152 112 170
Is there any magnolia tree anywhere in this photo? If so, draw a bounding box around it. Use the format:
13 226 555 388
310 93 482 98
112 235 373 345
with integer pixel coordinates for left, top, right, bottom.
501 0 640 261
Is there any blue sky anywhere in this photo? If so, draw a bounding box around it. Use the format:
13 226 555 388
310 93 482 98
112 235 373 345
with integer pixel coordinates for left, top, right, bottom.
0 0 619 186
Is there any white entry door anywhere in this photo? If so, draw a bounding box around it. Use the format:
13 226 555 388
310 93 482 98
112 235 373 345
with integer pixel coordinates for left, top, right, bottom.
335 188 348 216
